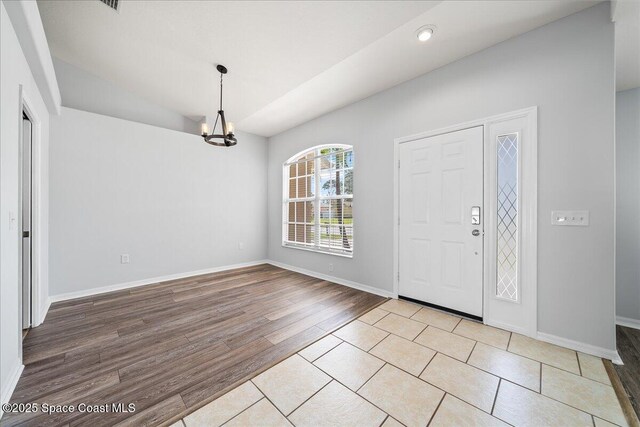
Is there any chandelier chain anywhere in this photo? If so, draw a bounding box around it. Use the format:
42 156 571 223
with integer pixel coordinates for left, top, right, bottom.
219 72 224 111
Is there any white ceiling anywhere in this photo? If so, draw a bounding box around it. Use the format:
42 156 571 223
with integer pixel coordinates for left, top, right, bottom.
39 0 626 137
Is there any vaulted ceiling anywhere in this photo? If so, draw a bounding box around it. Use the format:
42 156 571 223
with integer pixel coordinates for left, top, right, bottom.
40 1 623 137
613 0 640 92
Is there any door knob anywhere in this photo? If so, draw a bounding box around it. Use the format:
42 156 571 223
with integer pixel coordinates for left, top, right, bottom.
472 229 480 236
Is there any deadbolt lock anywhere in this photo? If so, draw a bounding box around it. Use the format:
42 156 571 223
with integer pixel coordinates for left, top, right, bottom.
471 206 481 225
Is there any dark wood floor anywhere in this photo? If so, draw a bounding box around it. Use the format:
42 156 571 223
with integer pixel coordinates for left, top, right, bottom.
3 264 385 427
615 325 640 419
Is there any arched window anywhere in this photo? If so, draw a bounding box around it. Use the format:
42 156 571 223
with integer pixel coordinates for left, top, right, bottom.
283 145 353 256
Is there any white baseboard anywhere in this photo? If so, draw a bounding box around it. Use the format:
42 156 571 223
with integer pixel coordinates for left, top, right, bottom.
485 319 530 337
267 260 394 298
536 332 623 364
35 297 51 326
266 261 625 364
48 260 270 303
1 362 24 417
616 315 640 331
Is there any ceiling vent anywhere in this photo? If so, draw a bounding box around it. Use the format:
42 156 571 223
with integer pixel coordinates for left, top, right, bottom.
99 0 119 12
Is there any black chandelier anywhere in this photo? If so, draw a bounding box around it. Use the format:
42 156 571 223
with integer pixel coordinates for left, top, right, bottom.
201 64 237 147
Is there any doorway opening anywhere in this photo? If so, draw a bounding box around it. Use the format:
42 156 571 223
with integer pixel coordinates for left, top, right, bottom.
21 110 33 334
393 107 538 338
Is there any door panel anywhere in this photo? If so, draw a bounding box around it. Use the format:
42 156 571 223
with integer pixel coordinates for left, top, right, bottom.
411 238 430 283
399 126 483 317
411 173 429 223
442 169 463 224
442 241 463 289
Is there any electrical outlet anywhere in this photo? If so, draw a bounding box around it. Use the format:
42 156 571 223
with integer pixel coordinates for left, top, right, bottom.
329 263 334 272
121 254 130 264
238 242 244 250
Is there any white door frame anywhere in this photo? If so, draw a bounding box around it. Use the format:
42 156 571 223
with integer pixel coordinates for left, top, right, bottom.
393 107 538 338
18 86 45 334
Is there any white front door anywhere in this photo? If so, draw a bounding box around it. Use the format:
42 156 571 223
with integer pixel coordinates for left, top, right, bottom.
399 126 483 317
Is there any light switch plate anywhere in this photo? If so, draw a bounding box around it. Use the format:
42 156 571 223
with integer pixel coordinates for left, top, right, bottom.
551 210 589 226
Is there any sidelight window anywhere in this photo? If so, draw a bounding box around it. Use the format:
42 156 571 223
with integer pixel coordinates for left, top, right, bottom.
496 133 519 301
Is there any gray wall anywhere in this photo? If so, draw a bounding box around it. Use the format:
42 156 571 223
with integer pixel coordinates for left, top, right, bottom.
53 58 200 135
49 107 267 297
267 4 616 350
1 1 50 402
616 88 640 324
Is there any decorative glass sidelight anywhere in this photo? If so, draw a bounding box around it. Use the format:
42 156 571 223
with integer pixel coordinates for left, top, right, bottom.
496 133 518 301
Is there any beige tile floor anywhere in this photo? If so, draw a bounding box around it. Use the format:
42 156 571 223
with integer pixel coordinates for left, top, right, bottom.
177 299 628 427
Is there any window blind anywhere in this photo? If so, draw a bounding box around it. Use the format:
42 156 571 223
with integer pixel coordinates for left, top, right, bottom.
283 146 354 256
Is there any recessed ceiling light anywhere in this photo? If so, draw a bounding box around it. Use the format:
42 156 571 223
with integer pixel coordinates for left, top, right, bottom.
416 26 434 42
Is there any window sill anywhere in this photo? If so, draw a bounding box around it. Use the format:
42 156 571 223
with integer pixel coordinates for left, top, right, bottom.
282 243 353 258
